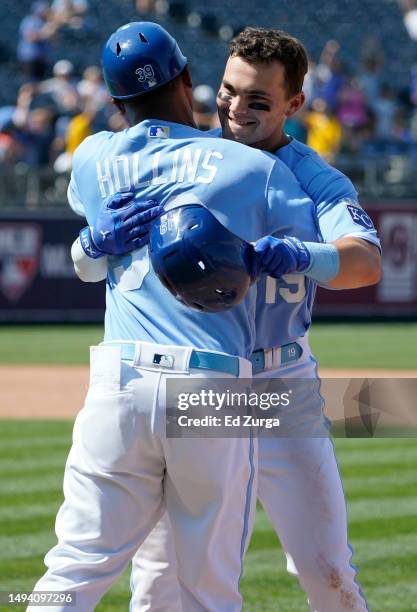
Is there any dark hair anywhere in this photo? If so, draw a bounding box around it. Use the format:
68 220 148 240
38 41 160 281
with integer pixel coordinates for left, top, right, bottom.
229 27 308 97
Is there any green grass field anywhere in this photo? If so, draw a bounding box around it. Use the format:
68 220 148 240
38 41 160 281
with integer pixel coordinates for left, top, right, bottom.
0 422 416 611
0 321 416 368
0 322 416 610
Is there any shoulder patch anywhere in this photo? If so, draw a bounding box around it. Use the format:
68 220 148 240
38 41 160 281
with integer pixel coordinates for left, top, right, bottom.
346 201 375 229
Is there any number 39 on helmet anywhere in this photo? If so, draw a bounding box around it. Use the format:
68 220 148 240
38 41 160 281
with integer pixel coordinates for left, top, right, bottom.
101 21 188 99
149 205 256 313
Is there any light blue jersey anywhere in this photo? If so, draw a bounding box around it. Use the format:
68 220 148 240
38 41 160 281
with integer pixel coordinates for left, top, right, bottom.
68 120 317 358
255 137 381 350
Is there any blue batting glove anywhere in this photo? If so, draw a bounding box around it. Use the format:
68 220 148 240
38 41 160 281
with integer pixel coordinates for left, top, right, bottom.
79 192 164 258
253 235 311 278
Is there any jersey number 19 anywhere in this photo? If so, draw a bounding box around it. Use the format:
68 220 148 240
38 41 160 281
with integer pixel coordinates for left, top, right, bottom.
265 274 306 304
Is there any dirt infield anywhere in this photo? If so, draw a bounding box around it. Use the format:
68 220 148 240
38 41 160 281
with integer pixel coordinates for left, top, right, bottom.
0 365 416 419
0 366 89 419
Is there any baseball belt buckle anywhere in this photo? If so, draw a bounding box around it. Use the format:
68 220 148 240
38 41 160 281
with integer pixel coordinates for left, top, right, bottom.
153 353 174 368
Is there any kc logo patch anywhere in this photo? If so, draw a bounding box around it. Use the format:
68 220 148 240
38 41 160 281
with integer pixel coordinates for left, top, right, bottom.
346 204 375 230
0 223 42 302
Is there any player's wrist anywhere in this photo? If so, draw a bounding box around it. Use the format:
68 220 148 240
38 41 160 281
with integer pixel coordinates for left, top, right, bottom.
79 226 106 259
283 236 310 272
302 242 340 282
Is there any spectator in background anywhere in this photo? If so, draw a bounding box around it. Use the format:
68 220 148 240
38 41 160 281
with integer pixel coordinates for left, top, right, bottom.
360 35 385 71
315 40 347 111
51 0 89 30
65 109 92 153
38 59 80 117
358 57 382 109
392 107 413 142
136 0 157 14
319 56 347 112
0 128 22 164
17 1 59 81
54 103 93 173
372 84 398 141
20 107 56 166
302 58 320 108
337 75 369 130
192 84 219 130
54 92 128 174
336 75 370 153
316 39 340 84
11 83 57 167
77 65 108 112
0 108 23 164
305 97 342 163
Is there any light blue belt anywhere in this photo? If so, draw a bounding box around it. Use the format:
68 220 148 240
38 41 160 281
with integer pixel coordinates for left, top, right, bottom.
251 341 303 374
110 342 240 377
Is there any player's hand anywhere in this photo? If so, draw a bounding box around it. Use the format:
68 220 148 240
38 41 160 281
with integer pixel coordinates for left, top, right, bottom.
79 192 164 258
253 235 310 278
242 243 261 283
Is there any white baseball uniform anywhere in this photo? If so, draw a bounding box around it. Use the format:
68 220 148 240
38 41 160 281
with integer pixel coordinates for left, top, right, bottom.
28 123 320 611
128 137 379 611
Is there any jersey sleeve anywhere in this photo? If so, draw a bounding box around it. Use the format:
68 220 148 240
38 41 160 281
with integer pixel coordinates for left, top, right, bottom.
288 150 380 249
67 173 86 217
316 197 380 248
297 156 357 204
66 131 111 220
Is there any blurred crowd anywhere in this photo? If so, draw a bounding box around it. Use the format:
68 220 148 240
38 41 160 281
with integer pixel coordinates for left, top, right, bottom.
286 37 417 163
1 0 417 199
0 0 117 176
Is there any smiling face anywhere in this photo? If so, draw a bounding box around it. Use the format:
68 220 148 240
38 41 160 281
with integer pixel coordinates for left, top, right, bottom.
217 55 305 151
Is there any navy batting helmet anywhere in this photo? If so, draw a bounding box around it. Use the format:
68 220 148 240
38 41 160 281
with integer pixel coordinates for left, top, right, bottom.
149 203 255 313
102 22 187 99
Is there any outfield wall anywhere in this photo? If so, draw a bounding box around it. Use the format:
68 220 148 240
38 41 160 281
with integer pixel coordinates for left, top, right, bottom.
0 209 105 322
316 202 417 317
0 202 416 322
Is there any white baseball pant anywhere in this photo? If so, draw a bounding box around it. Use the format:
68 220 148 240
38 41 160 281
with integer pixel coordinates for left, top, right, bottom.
28 342 257 612
129 336 368 611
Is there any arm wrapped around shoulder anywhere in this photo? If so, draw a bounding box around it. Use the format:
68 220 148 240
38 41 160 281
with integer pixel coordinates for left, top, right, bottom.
71 237 108 282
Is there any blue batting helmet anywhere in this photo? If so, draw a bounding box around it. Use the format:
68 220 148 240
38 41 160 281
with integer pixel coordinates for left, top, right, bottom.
101 22 187 99
149 203 255 313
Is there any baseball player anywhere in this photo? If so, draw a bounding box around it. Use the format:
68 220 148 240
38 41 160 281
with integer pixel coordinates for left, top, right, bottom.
75 28 381 611
28 23 328 612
